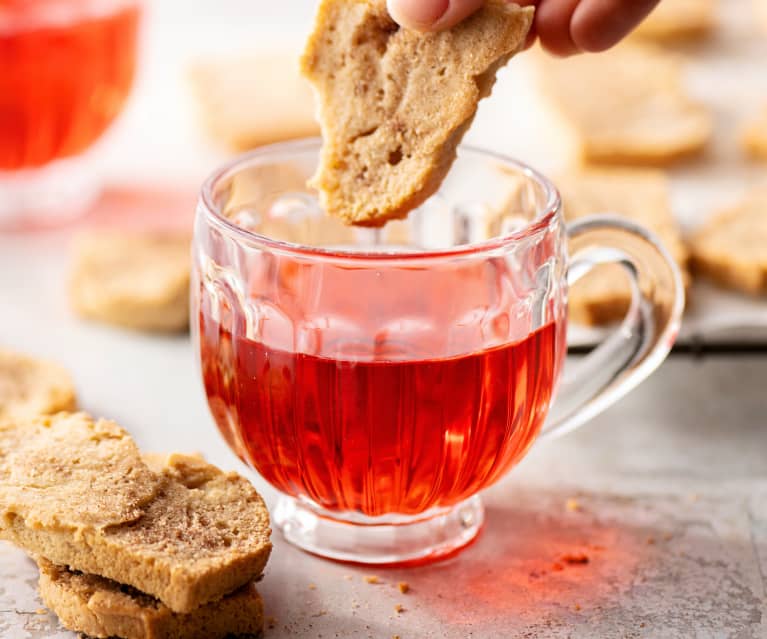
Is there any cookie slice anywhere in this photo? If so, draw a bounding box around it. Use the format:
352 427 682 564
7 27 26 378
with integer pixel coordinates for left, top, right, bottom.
301 0 534 226
69 231 191 333
634 0 716 41
690 190 767 295
742 108 767 160
0 422 271 613
557 168 689 325
0 412 158 529
0 349 77 424
38 558 264 639
536 43 711 166
190 53 320 151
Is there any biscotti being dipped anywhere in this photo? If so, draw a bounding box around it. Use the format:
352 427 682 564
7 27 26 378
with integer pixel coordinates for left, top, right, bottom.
0 413 271 615
301 0 534 226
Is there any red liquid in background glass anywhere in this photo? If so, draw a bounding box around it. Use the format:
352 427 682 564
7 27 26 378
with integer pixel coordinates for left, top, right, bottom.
0 2 139 169
201 305 560 517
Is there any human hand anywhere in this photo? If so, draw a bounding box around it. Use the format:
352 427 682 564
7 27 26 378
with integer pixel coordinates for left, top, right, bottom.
386 0 662 56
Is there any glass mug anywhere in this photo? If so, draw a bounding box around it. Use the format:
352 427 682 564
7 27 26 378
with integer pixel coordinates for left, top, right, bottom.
0 0 141 226
193 140 683 565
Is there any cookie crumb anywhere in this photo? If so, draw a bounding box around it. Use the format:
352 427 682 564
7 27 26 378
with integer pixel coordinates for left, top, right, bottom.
343 575 353 580
397 581 410 594
394 604 405 614
574 604 582 611
646 537 656 545
309 583 317 590
551 562 564 572
562 552 589 565
565 498 581 512
364 575 381 584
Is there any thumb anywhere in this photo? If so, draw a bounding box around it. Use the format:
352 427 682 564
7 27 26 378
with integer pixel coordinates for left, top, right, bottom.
386 0 485 31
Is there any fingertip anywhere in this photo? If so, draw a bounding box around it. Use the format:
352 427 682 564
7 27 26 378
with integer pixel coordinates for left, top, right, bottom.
386 0 448 31
570 0 661 52
387 0 484 31
534 0 581 57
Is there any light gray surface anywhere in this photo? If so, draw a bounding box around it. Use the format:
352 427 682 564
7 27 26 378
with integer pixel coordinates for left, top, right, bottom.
1 230 766 638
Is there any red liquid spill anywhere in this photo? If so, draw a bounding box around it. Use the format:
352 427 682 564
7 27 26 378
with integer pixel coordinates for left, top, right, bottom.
0 3 139 169
201 308 559 517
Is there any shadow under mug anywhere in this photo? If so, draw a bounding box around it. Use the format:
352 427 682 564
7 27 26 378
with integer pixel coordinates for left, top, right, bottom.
192 139 684 565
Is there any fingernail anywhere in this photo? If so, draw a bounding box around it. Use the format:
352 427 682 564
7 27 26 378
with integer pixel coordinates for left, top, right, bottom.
387 0 449 29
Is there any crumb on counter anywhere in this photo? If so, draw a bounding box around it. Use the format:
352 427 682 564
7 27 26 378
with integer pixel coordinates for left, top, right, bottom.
364 575 381 584
309 583 317 589
565 498 581 512
574 604 582 611
561 552 590 565
398 581 410 594
551 562 564 571
394 603 405 613
646 536 656 545
343 575 353 580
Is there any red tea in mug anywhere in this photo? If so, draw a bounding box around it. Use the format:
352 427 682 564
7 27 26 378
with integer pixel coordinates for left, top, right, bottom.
199 256 565 517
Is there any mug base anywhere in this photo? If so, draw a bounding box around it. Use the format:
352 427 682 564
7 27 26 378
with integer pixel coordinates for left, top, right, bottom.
273 495 485 566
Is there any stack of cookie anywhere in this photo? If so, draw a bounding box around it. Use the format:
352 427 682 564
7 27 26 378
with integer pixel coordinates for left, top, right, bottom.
0 411 271 639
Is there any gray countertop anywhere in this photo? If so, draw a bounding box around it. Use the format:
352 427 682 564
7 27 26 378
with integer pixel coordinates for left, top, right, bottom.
1 236 767 639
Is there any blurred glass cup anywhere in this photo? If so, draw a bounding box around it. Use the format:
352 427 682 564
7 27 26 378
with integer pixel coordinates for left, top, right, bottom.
0 0 141 228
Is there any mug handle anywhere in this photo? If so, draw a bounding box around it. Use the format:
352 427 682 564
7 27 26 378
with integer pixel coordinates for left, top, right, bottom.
539 215 685 441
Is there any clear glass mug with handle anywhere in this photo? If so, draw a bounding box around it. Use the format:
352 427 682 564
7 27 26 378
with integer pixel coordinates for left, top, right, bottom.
193 140 684 565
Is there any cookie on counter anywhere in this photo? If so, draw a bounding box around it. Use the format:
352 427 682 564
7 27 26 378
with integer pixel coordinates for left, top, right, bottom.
0 349 77 424
190 53 320 151
742 108 767 160
634 0 716 41
69 231 191 333
690 190 767 295
38 558 264 639
536 43 712 166
0 413 272 613
301 0 534 226
558 168 689 325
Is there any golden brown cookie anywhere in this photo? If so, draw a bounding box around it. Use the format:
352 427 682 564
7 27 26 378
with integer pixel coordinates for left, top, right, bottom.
69 231 191 333
301 0 534 226
190 53 320 151
0 349 76 424
0 412 157 529
536 43 712 166
742 108 767 160
0 416 271 614
38 558 264 639
634 0 716 41
558 168 689 325
690 190 767 295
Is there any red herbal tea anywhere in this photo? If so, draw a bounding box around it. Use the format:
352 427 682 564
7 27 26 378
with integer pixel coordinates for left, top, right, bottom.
0 0 140 170
200 303 560 517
